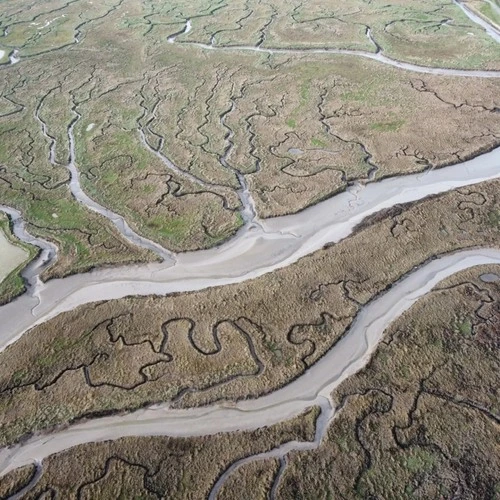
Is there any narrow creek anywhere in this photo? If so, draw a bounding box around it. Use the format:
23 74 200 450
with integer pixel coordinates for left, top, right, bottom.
168 17 500 78
66 108 175 262
33 94 175 262
0 9 499 495
219 98 259 225
0 205 57 300
137 95 258 227
1 8 498 312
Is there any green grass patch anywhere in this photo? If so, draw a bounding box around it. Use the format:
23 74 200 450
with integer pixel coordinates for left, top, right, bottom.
370 120 405 132
102 170 120 186
38 328 95 367
403 449 437 473
300 79 311 102
288 75 315 122
311 137 327 147
30 198 90 227
264 338 282 357
10 369 29 386
341 88 370 103
146 214 193 243
487 210 500 227
454 316 473 336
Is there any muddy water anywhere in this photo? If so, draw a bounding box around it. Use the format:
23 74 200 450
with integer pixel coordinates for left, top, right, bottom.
480 272 499 282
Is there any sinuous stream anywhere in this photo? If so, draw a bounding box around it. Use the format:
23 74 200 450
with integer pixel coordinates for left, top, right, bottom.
168 16 500 78
0 205 57 300
1 248 499 494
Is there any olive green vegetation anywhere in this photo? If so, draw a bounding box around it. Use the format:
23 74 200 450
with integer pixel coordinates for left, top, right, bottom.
0 464 36 499
373 2 500 70
174 0 500 69
2 236 498 498
310 137 328 147
488 210 500 227
278 264 500 499
0 0 499 498
370 120 405 132
0 114 156 281
0 0 499 277
0 214 37 305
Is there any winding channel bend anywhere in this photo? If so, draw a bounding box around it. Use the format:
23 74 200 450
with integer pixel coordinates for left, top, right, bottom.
1 248 499 483
0 206 57 301
167 17 500 78
1 146 499 351
180 40 500 78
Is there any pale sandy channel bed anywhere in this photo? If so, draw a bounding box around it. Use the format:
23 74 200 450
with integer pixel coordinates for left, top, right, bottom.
0 230 27 284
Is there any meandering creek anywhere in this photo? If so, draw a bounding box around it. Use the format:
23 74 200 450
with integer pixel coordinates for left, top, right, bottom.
1 248 499 494
167 15 500 78
0 146 498 498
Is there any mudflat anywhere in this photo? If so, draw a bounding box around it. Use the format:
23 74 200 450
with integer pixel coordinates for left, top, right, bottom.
0 230 27 284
